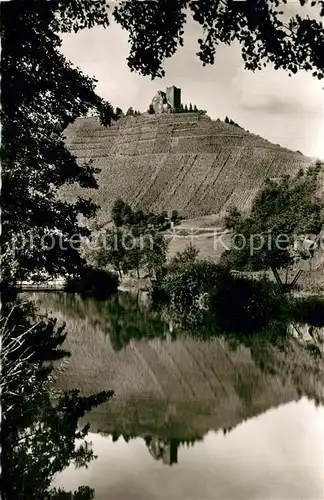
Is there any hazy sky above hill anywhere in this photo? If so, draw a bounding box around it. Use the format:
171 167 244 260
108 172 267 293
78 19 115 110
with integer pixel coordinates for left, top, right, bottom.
61 4 324 159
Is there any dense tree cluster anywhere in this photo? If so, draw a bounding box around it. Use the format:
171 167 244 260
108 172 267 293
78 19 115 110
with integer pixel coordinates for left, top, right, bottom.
95 199 175 279
111 199 182 230
126 107 141 116
64 266 119 297
152 246 292 336
1 1 117 287
221 163 324 289
224 116 243 128
172 103 206 114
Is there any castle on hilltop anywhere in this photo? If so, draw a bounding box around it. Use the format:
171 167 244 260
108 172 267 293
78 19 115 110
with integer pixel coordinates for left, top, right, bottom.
151 85 181 113
150 86 207 115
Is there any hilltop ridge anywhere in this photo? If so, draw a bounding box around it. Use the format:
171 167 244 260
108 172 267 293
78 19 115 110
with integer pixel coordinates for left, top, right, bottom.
63 112 314 225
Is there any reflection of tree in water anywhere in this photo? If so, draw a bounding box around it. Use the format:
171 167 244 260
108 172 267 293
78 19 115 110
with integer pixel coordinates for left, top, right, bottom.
111 432 137 443
34 291 324 405
32 291 171 351
103 293 170 351
33 291 323 362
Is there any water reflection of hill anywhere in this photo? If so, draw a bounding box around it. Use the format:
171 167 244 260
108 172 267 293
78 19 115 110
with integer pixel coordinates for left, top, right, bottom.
91 432 198 466
31 292 324 442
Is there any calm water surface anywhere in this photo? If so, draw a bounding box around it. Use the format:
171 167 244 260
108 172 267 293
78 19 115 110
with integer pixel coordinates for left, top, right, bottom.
32 292 324 499
54 398 324 500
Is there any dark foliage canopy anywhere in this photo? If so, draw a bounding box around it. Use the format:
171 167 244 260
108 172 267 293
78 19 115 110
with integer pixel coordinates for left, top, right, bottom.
113 0 324 79
1 1 116 284
1 297 115 500
1 2 117 498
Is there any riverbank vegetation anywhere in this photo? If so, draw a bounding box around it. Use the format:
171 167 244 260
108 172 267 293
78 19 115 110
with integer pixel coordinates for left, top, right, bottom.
89 162 324 339
91 163 323 300
221 163 324 290
152 244 324 332
64 266 119 298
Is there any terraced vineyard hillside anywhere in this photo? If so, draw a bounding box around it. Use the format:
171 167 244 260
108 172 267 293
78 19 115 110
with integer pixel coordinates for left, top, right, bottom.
63 113 314 223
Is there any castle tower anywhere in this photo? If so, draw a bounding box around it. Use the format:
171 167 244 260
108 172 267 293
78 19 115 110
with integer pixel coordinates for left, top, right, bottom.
151 86 181 113
166 86 181 110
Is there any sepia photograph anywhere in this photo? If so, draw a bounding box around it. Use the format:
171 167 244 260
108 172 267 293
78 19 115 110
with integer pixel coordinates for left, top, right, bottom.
1 1 324 499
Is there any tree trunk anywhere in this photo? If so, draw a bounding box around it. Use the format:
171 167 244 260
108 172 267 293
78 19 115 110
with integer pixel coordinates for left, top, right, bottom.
285 266 289 285
271 265 303 293
271 266 284 290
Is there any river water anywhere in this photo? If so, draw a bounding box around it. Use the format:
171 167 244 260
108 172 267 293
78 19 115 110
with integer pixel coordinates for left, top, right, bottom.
54 399 323 499
31 292 324 499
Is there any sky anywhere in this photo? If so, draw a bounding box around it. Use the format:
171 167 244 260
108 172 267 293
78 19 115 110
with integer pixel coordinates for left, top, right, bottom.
60 4 324 159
